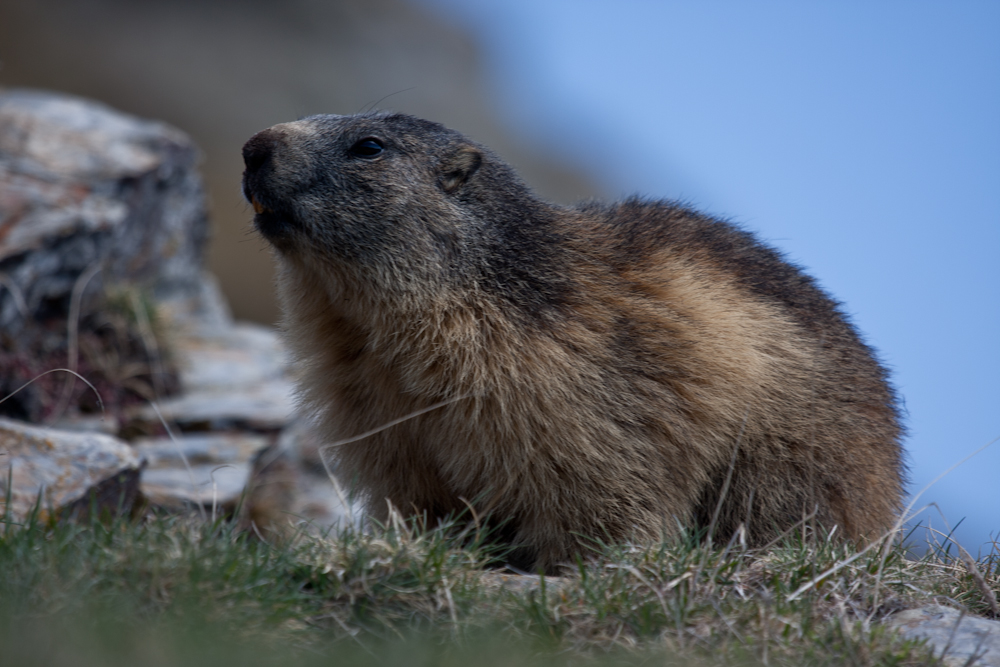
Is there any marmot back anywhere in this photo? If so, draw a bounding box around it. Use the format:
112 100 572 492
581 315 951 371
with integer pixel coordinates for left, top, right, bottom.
242 112 905 572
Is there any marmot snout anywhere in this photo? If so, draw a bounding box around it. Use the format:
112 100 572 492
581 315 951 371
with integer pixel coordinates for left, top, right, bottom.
243 112 905 572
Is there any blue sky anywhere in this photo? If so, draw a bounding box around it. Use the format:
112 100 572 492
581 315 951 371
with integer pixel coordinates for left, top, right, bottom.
417 0 1000 552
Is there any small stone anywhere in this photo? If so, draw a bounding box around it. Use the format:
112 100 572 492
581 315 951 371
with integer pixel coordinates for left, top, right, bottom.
478 571 565 594
889 604 1000 667
0 416 140 521
134 432 270 510
240 443 298 539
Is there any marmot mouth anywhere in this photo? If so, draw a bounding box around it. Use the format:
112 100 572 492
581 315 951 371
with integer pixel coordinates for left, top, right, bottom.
247 192 298 246
251 195 268 215
253 208 296 246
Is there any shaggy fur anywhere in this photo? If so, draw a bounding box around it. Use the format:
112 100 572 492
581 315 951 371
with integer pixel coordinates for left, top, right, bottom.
242 112 905 571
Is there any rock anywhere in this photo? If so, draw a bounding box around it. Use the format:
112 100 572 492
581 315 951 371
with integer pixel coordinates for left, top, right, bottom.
0 416 140 521
173 323 289 393
132 322 295 432
49 414 120 436
0 88 209 332
157 270 233 337
0 89 321 527
479 572 566 595
134 432 270 510
889 605 1000 666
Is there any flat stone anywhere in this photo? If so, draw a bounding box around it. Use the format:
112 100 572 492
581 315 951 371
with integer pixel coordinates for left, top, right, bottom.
889 605 1000 666
134 431 269 466
49 414 120 436
173 323 290 392
143 386 294 431
479 572 565 594
134 322 295 431
134 432 270 509
0 416 140 521
141 463 252 510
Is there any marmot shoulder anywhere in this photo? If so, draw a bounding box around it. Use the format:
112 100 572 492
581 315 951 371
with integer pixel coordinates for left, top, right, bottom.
242 112 905 572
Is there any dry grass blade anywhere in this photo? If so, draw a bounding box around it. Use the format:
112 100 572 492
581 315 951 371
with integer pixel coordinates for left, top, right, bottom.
0 368 105 414
957 544 999 617
52 263 102 421
898 435 1000 534
149 400 207 521
618 564 671 621
786 543 877 602
706 409 747 547
924 520 1000 619
313 395 476 525
320 394 475 451
870 433 1000 610
0 272 28 319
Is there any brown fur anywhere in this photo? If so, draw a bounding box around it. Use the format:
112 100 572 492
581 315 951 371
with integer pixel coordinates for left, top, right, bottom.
241 112 905 571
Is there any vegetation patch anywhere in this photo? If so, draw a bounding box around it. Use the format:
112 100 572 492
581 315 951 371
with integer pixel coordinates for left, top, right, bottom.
1 505 996 666
0 284 178 424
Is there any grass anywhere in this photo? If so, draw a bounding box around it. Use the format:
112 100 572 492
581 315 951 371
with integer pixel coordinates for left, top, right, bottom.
1 505 996 667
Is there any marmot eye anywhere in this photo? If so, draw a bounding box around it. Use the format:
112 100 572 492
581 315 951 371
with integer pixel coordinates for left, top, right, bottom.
349 137 384 158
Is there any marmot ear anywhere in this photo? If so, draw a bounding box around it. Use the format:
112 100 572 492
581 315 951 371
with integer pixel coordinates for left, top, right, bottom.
439 145 483 193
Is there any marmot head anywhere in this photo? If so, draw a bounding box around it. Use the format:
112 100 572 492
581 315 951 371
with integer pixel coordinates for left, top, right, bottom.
241 112 542 302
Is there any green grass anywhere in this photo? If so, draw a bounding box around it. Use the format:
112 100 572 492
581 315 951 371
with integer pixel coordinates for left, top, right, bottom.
0 507 996 666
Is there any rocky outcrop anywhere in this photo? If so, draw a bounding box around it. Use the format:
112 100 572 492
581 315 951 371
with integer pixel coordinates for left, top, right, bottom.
0 89 208 332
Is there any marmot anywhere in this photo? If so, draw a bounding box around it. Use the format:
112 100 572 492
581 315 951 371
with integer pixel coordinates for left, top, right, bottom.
242 112 905 571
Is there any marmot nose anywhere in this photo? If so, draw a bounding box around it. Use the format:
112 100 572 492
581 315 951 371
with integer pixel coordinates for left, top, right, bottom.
242 129 282 173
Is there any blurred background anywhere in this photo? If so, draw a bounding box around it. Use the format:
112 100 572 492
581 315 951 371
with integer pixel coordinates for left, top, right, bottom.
1 0 997 551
